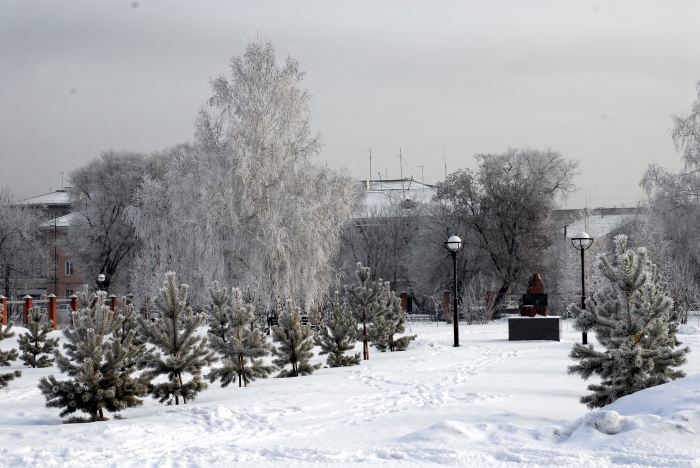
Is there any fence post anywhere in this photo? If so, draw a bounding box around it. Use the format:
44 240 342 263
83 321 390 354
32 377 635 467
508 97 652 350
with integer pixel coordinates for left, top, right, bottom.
400 291 408 311
0 295 6 326
108 294 117 310
126 293 134 306
48 294 57 330
23 295 33 326
70 294 78 327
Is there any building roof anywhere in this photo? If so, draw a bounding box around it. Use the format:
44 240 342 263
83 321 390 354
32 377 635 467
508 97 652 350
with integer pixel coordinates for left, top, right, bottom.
39 213 76 229
360 179 436 211
564 214 634 239
19 190 72 207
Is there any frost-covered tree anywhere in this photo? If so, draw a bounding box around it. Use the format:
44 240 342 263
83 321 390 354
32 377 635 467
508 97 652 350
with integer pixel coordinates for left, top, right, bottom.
434 148 578 307
64 150 165 294
0 303 21 388
138 272 217 405
0 188 46 298
196 33 357 309
113 298 148 370
207 288 276 387
18 306 59 368
38 290 149 422
344 263 386 360
371 284 416 352
568 235 690 409
314 293 360 367
206 281 231 342
271 299 321 377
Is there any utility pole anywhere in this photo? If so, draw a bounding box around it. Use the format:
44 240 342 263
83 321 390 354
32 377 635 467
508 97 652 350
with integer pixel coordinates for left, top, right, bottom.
398 148 405 200
60 172 64 190
364 149 372 187
441 135 447 181
417 165 425 194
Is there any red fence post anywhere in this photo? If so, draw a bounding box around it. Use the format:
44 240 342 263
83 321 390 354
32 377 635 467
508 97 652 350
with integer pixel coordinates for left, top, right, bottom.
48 294 57 330
23 295 33 326
108 294 117 311
0 296 6 326
70 294 78 327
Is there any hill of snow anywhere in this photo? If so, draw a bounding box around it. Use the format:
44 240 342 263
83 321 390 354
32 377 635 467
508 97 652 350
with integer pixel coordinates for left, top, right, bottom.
1 320 699 467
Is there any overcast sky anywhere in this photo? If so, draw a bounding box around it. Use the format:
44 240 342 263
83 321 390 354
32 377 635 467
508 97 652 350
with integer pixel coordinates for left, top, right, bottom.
2 1 700 208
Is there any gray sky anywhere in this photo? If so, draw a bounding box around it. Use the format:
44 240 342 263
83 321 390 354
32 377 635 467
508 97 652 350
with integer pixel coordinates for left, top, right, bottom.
2 1 699 208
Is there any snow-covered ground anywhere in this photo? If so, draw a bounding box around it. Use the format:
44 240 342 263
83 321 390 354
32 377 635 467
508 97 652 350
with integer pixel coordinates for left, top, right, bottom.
1 319 700 467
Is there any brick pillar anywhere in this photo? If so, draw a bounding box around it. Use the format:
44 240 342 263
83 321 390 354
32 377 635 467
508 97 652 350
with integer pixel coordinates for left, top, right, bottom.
108 294 117 311
126 293 134 306
70 294 78 327
47 294 57 330
91 297 98 308
0 295 6 326
443 291 450 321
400 292 408 311
23 295 33 326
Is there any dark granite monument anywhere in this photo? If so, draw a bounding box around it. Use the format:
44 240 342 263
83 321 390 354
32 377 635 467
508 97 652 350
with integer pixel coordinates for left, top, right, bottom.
509 273 560 341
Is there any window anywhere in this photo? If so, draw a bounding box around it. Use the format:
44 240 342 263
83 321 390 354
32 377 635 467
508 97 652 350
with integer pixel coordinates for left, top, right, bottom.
65 290 74 298
65 261 73 276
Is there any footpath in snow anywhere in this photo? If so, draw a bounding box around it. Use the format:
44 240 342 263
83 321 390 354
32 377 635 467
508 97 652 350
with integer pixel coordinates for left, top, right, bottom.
1 320 699 467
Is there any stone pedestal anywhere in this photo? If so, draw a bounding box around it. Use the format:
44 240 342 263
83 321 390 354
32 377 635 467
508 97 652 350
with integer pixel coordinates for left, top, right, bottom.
508 316 561 341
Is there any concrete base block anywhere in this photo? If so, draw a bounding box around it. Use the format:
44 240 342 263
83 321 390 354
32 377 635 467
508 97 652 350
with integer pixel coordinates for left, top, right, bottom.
508 316 561 341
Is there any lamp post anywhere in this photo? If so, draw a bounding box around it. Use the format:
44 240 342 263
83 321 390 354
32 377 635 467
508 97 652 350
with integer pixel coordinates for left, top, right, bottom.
97 273 106 292
571 231 594 345
444 235 464 347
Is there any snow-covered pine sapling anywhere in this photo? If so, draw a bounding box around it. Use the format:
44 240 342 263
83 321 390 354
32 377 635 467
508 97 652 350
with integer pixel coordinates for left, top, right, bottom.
113 298 148 370
271 299 321 377
568 234 690 409
242 287 265 331
370 284 417 352
313 293 360 367
207 288 276 387
206 281 230 341
0 303 21 388
344 262 386 360
18 306 59 368
38 290 150 422
138 272 217 405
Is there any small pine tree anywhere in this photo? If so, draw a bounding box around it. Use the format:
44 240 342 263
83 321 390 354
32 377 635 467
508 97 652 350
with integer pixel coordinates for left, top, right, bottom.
207 288 276 387
344 262 387 360
271 300 321 377
0 303 22 388
18 306 59 368
38 289 150 422
138 272 218 405
314 293 360 367
370 284 417 352
113 298 148 370
206 281 231 341
568 235 690 409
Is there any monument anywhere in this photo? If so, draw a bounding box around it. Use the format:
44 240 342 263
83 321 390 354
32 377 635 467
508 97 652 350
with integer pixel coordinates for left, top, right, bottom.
509 273 560 341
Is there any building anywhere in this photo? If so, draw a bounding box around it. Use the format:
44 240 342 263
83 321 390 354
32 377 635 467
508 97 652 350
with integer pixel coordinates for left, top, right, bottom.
18 190 86 298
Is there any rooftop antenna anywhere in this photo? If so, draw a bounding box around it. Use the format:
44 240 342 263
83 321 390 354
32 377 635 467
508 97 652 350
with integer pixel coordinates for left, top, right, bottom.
398 148 405 200
441 135 447 180
364 149 372 186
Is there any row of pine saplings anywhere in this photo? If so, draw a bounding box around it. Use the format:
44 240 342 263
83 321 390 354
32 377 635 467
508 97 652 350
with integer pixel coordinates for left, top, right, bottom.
0 262 416 423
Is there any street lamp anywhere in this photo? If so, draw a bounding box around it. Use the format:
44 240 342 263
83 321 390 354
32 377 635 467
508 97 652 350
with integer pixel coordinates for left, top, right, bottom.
444 235 464 347
97 273 106 292
571 231 594 345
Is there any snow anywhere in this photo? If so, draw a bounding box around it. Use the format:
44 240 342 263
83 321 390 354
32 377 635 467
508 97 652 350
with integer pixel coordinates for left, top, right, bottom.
1 320 700 467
